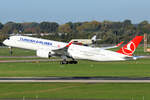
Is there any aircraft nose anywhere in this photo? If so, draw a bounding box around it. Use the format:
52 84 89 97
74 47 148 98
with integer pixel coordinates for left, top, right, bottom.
3 40 8 45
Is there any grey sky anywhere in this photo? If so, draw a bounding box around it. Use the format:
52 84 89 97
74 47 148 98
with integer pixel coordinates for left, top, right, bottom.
0 0 150 24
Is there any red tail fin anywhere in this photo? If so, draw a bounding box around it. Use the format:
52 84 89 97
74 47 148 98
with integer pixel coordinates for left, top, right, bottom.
116 36 143 56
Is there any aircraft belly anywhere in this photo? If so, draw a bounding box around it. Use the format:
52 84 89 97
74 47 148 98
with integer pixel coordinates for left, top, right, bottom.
93 55 125 61
70 50 125 61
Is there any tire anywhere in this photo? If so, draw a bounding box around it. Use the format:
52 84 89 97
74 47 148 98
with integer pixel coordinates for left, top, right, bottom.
68 61 78 64
60 61 68 64
74 61 78 64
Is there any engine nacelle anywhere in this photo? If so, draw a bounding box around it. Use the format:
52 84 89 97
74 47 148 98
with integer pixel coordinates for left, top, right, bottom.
36 49 55 58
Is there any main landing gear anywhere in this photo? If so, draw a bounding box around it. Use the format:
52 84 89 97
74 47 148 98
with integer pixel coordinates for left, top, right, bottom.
60 60 78 64
60 56 78 64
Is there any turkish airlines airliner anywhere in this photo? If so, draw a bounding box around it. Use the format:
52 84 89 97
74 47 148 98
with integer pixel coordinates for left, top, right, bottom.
3 36 143 64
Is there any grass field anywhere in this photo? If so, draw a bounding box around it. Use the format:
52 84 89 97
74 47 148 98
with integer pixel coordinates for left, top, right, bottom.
0 83 149 99
0 47 35 56
0 47 150 99
0 59 150 77
0 57 46 60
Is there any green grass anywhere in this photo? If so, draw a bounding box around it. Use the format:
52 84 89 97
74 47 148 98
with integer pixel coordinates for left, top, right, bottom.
0 47 150 99
0 59 150 77
0 57 46 60
0 47 35 56
0 46 150 77
0 83 149 99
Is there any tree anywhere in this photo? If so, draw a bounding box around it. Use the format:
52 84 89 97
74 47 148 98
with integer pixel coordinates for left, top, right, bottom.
1 22 23 34
39 22 59 33
139 20 149 26
58 24 72 33
22 22 40 34
76 21 101 32
123 19 132 26
138 20 150 34
66 22 82 31
14 23 24 33
0 22 3 30
1 24 13 34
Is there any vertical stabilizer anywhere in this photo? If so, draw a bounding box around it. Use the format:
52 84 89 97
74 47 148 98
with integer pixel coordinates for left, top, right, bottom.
117 36 143 56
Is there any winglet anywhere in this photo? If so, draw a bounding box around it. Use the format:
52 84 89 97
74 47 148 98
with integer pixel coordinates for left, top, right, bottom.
116 41 124 47
66 41 73 47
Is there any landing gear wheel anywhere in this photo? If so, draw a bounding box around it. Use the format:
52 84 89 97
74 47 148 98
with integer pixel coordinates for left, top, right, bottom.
68 61 78 64
60 61 68 64
73 61 78 64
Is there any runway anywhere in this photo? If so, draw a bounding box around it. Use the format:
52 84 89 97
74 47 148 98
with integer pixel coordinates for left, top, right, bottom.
1 77 150 83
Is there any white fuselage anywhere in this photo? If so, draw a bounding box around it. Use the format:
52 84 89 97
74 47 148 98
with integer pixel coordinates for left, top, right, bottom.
3 36 129 61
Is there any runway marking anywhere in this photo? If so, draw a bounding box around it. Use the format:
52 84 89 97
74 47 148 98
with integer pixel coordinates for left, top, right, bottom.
0 80 150 83
1 77 150 83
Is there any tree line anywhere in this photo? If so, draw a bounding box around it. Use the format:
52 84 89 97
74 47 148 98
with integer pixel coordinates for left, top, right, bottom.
0 20 150 44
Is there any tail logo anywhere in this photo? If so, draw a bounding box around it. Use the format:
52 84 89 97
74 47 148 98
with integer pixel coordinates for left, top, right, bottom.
122 42 135 55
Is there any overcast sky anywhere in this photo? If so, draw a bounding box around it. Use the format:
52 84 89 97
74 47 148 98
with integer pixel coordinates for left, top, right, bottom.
0 0 150 24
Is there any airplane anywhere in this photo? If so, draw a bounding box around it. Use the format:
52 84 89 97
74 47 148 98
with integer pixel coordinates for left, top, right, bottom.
3 35 143 64
70 35 124 49
70 35 101 46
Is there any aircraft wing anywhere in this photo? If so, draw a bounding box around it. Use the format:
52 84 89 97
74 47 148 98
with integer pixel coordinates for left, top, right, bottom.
52 41 73 57
101 41 124 50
